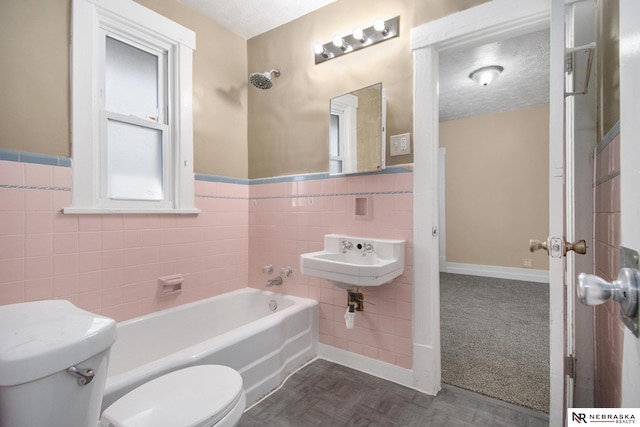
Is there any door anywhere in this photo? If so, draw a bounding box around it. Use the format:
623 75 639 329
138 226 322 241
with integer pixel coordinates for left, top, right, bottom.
543 0 596 417
619 0 640 406
574 0 640 408
547 0 570 417
564 0 597 409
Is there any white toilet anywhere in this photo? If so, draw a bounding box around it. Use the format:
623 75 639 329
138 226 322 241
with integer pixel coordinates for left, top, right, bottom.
0 300 246 427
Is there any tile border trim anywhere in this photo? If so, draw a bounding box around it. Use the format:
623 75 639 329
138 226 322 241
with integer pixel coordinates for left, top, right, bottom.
0 149 72 167
249 189 412 200
0 184 71 191
0 149 413 186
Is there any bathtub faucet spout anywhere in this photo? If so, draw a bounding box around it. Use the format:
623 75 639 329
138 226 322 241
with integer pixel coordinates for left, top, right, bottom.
266 276 283 287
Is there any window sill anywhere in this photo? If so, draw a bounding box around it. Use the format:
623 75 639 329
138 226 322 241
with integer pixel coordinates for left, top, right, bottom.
62 207 200 215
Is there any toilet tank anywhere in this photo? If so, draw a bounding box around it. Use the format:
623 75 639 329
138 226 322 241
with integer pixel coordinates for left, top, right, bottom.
0 300 117 427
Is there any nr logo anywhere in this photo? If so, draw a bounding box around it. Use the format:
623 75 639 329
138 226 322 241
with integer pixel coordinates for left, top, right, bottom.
572 412 587 423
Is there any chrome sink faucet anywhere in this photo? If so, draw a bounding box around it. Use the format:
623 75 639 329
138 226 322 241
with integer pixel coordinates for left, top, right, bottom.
362 243 374 253
341 240 354 253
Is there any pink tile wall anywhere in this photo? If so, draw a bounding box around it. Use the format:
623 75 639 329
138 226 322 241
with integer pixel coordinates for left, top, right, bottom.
593 134 623 407
0 161 248 321
0 159 414 370
248 171 414 369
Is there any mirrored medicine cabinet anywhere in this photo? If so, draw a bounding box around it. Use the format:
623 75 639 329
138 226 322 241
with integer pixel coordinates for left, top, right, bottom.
329 83 386 175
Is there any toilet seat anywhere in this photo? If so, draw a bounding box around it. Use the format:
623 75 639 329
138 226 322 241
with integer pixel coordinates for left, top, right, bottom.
100 365 245 427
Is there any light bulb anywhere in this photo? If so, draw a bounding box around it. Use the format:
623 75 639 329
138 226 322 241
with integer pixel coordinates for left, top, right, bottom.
332 34 348 51
373 18 388 34
313 42 325 55
352 27 365 42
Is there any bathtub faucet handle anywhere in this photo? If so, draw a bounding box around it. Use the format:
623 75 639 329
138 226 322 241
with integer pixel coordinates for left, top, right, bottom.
280 266 293 277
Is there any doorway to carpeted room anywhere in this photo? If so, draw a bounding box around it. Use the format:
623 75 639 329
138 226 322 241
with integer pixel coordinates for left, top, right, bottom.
440 272 550 413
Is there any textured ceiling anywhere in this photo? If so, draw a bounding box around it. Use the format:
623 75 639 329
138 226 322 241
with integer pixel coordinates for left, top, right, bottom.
439 30 550 122
178 0 337 39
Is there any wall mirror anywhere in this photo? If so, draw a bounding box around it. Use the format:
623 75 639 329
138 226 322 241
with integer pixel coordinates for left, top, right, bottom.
329 82 386 175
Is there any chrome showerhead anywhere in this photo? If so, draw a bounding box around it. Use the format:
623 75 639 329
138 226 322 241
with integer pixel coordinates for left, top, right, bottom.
249 68 281 90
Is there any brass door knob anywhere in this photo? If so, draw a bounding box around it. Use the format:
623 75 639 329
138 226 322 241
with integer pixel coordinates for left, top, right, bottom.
529 239 548 254
566 240 587 255
530 238 588 255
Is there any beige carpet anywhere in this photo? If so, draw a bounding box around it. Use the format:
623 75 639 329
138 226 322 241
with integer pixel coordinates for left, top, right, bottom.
440 272 550 413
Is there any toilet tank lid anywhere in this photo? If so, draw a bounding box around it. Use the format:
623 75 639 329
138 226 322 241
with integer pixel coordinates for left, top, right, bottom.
0 300 117 386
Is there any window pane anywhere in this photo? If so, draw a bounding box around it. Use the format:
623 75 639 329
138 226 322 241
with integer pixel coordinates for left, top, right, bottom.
330 159 342 175
330 114 340 156
106 36 159 121
107 119 163 201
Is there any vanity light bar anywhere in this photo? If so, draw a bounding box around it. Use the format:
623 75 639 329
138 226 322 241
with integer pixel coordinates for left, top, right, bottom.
313 16 400 65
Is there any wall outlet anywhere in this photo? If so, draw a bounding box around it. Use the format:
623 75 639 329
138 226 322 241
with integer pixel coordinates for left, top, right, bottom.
522 259 533 268
390 133 411 156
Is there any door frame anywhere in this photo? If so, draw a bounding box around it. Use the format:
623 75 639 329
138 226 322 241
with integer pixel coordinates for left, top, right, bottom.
410 0 563 423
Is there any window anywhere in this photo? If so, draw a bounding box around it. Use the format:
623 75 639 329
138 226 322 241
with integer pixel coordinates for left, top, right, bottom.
329 113 342 174
329 94 358 175
66 0 198 214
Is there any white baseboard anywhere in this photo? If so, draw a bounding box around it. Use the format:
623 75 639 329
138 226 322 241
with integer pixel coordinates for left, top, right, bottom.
442 262 549 283
316 343 425 392
412 342 440 395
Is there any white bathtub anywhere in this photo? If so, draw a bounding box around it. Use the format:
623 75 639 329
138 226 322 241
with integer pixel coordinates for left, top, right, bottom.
102 288 318 410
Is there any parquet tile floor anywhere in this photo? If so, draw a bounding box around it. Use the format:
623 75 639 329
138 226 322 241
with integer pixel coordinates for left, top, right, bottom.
238 359 549 427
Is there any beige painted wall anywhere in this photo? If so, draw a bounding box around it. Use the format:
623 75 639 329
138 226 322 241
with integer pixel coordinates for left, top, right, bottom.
0 0 70 158
440 104 550 270
246 0 487 179
354 84 382 173
1 0 491 179
0 0 248 178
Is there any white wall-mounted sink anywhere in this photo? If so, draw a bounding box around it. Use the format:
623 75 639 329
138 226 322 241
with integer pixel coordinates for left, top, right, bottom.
300 234 405 289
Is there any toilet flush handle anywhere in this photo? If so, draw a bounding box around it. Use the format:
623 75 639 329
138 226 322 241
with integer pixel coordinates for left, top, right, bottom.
67 366 95 386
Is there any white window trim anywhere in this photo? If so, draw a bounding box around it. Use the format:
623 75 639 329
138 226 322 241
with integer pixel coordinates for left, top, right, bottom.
100 111 170 206
330 94 358 174
65 0 199 214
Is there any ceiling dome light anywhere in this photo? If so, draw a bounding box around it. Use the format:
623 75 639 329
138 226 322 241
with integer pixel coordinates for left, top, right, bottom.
469 65 504 86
